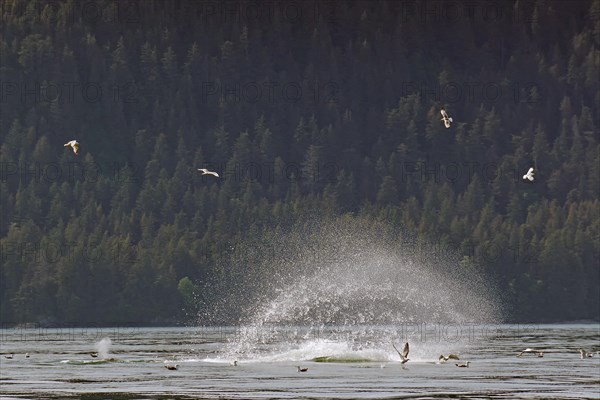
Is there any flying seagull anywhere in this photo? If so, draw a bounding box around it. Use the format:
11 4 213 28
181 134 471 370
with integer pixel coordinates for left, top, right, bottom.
440 107 453 128
198 168 219 177
64 140 79 155
438 354 460 362
455 361 470 368
164 364 179 370
393 342 410 365
523 167 534 182
297 366 308 372
578 348 594 359
517 348 543 357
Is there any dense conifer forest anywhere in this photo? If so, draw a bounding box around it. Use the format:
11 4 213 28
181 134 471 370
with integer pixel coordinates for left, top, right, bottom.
1 0 598 325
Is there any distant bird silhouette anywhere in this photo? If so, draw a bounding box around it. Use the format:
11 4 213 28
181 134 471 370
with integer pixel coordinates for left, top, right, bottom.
393 342 410 366
297 366 308 372
90 353 98 358
164 364 179 370
64 140 79 155
25 353 30 358
523 167 534 182
230 360 238 366
4 354 13 359
438 354 460 362
455 361 470 368
440 107 453 128
198 168 219 177
517 348 543 357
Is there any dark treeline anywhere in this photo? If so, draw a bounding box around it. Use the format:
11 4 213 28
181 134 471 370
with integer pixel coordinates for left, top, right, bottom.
1 0 598 325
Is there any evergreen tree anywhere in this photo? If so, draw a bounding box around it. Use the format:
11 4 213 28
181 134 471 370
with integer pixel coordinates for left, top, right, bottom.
1 0 597 325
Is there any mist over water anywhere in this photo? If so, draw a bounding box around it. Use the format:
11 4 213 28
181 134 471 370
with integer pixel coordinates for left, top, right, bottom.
199 216 505 361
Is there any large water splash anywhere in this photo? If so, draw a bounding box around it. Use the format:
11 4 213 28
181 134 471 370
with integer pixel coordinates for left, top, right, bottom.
200 216 504 361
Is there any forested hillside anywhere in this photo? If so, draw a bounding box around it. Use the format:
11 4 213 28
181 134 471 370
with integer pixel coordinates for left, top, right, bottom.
1 0 598 325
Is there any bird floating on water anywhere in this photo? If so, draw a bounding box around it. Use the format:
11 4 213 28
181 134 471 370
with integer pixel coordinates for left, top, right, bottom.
578 348 594 359
198 168 219 177
230 360 238 366
455 361 470 368
517 348 543 357
438 354 460 362
297 366 308 372
90 352 98 358
64 140 79 156
393 342 410 366
523 167 535 182
25 353 29 358
164 364 179 370
440 107 453 128
4 354 13 359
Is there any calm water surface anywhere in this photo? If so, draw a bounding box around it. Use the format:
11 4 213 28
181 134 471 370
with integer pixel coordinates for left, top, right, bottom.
1 324 599 399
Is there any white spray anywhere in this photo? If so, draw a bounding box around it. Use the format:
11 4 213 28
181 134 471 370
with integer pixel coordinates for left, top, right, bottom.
95 337 112 359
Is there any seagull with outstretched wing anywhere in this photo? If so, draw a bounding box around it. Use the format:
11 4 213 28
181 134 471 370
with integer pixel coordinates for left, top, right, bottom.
517 348 543 357
393 342 410 366
440 107 453 128
64 140 79 155
523 167 535 181
198 168 219 177
438 353 460 362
